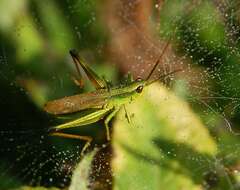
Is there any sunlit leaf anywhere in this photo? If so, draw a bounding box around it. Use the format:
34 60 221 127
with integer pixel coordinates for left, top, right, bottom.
112 84 218 190
69 149 97 190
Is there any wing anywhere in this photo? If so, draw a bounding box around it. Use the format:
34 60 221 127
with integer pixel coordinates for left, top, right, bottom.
44 90 109 115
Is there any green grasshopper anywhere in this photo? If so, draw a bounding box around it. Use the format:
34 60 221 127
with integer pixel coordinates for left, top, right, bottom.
44 41 178 154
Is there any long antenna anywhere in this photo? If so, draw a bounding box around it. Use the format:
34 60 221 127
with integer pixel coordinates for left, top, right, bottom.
146 38 171 81
146 68 182 86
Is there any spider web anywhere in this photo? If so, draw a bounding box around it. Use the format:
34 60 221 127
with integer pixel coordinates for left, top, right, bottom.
0 0 240 189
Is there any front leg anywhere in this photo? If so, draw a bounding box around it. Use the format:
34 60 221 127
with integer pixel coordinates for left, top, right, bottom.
104 107 120 141
124 105 132 124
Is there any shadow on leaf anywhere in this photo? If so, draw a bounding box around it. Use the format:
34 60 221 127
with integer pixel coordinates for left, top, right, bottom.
119 137 235 189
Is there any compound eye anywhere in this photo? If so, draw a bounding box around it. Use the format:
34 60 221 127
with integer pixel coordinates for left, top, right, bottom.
136 85 143 93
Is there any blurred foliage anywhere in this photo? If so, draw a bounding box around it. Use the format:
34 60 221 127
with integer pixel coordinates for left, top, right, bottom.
69 150 97 190
1 0 240 190
14 187 59 190
113 84 230 190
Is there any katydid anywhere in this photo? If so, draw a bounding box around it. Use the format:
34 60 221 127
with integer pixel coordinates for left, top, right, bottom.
44 41 179 155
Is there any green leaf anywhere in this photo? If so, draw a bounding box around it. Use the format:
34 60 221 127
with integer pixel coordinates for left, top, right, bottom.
69 149 97 190
112 83 218 190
